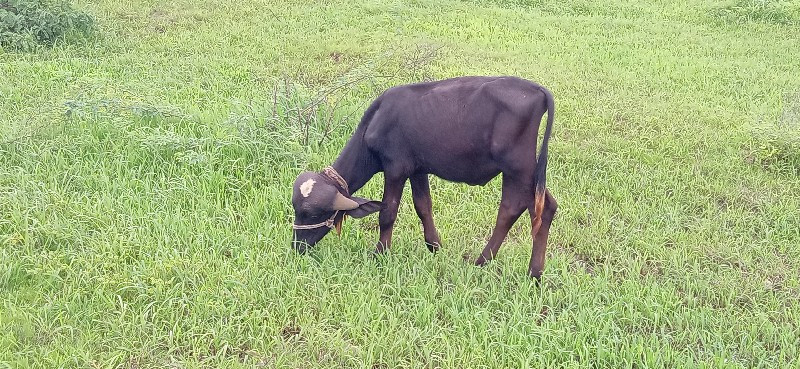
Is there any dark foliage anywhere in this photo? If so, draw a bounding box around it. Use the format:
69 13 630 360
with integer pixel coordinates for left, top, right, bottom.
1 0 94 51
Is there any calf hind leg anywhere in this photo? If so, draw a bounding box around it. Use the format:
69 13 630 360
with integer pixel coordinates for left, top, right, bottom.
410 173 441 253
474 176 531 266
528 189 558 281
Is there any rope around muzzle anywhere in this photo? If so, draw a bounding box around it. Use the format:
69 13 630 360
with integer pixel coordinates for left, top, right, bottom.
292 210 341 230
291 166 350 231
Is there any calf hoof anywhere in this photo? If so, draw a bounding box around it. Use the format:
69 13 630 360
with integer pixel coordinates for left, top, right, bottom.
473 255 489 267
372 242 390 257
425 241 440 253
527 270 542 286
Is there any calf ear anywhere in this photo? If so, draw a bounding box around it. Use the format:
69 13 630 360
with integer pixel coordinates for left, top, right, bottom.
345 197 384 218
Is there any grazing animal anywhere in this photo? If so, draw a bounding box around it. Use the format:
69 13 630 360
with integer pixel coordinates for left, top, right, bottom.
291 76 558 280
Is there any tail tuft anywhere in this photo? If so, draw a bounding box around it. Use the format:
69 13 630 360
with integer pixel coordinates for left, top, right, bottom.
531 189 545 237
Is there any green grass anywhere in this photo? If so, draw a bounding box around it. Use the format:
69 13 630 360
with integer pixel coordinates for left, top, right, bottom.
2 0 800 367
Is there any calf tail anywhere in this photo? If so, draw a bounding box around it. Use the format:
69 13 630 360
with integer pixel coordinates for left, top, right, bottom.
531 86 555 237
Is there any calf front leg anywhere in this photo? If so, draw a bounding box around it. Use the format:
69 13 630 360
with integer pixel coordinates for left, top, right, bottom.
410 173 441 253
375 175 406 254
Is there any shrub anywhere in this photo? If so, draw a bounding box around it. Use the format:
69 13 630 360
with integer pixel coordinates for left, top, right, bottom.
749 92 800 176
751 129 800 175
0 0 94 51
711 0 800 26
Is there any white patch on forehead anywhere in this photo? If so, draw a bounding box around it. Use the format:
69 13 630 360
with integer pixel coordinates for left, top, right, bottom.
299 179 316 197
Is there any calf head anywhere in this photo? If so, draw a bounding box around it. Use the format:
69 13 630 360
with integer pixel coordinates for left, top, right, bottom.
291 171 382 253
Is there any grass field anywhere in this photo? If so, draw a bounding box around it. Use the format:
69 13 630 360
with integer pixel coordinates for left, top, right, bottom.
2 0 800 367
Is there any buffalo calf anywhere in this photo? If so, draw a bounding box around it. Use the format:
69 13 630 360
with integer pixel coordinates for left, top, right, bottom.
291 76 558 280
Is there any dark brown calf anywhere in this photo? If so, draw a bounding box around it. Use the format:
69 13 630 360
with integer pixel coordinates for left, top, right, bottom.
291 76 558 280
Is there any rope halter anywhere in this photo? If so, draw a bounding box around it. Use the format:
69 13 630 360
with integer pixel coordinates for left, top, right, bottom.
291 166 350 231
292 210 341 230
322 166 349 194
